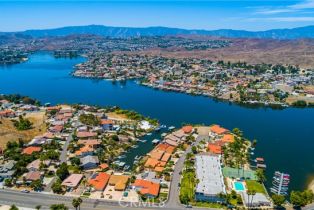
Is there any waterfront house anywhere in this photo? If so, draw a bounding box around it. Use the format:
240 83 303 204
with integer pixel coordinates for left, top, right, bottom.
209 125 229 137
80 155 99 170
195 153 226 202
62 174 84 190
182 125 193 134
132 179 160 198
220 134 235 143
108 175 130 191
88 172 111 191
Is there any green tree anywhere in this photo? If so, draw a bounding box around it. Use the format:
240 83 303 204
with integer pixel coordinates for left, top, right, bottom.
30 179 43 191
9 205 19 210
12 115 33 130
256 169 266 183
50 204 68 210
179 193 190 205
72 198 83 210
4 178 13 187
290 190 313 207
271 194 285 208
191 146 197 154
35 205 41 210
79 114 100 126
51 179 64 194
56 163 69 180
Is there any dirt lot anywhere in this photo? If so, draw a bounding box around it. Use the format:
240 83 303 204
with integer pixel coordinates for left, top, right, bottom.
106 112 132 122
0 111 46 149
286 95 314 105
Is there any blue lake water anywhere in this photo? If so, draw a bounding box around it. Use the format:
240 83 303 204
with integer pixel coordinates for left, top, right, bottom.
0 52 313 191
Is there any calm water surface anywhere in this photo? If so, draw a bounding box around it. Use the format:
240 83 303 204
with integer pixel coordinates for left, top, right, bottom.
0 52 313 191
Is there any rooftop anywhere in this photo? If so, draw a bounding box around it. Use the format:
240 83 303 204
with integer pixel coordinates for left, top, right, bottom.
195 153 226 196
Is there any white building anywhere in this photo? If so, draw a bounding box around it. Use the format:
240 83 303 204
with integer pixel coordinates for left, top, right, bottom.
195 153 226 202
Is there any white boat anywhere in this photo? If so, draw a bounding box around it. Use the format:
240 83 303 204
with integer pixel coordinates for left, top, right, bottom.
161 133 167 137
139 139 147 143
168 126 175 130
131 145 139 148
146 133 152 136
152 139 160 144
117 155 126 159
118 162 126 167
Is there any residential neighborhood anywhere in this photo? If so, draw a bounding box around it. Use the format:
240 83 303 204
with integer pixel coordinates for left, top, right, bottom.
73 53 314 108
0 95 313 209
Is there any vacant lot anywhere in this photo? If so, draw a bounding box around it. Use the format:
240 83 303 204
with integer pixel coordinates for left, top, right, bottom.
0 111 46 149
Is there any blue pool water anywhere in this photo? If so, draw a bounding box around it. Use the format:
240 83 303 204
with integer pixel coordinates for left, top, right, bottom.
234 182 245 191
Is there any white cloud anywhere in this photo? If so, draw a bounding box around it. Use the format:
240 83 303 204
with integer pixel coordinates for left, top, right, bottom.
248 16 314 22
290 0 314 9
255 8 295 15
270 16 314 21
254 0 314 15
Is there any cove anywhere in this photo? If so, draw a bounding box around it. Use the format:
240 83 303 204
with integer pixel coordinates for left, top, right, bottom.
0 52 313 191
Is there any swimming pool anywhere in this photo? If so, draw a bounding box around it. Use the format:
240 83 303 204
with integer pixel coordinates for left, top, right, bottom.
234 181 245 191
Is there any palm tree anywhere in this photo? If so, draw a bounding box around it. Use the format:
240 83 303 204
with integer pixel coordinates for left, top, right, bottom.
77 198 82 210
72 198 80 210
250 190 256 208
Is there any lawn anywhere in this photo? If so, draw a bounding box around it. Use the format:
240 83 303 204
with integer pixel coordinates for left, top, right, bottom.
179 170 196 203
193 201 226 209
246 180 266 194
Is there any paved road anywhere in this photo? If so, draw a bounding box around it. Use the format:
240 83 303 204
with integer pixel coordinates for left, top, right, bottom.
0 189 214 210
44 132 72 192
303 203 314 210
0 135 217 210
60 132 73 163
166 135 210 209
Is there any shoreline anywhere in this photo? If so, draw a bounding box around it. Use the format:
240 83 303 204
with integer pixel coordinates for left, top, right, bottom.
308 178 314 192
72 74 314 110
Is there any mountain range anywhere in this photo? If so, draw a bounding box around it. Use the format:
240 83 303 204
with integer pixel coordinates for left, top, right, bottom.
3 25 314 39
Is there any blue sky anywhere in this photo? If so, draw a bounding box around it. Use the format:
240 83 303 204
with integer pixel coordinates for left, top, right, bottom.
1 0 314 32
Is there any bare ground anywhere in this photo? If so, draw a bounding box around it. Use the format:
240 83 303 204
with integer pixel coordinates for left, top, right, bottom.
0 111 46 149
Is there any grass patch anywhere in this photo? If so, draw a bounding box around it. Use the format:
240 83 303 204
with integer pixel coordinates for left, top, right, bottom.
192 201 226 209
179 171 195 204
246 180 266 194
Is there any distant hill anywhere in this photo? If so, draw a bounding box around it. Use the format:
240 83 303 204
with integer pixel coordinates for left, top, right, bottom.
6 25 314 39
2 25 314 39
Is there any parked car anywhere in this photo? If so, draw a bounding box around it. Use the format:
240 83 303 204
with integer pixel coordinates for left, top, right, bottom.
20 189 30 193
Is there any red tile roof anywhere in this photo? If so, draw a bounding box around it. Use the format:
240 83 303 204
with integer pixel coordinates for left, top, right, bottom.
210 125 228 135
77 131 97 138
22 146 42 155
208 143 222 154
88 172 111 191
100 119 114 125
133 179 160 197
182 125 193 134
